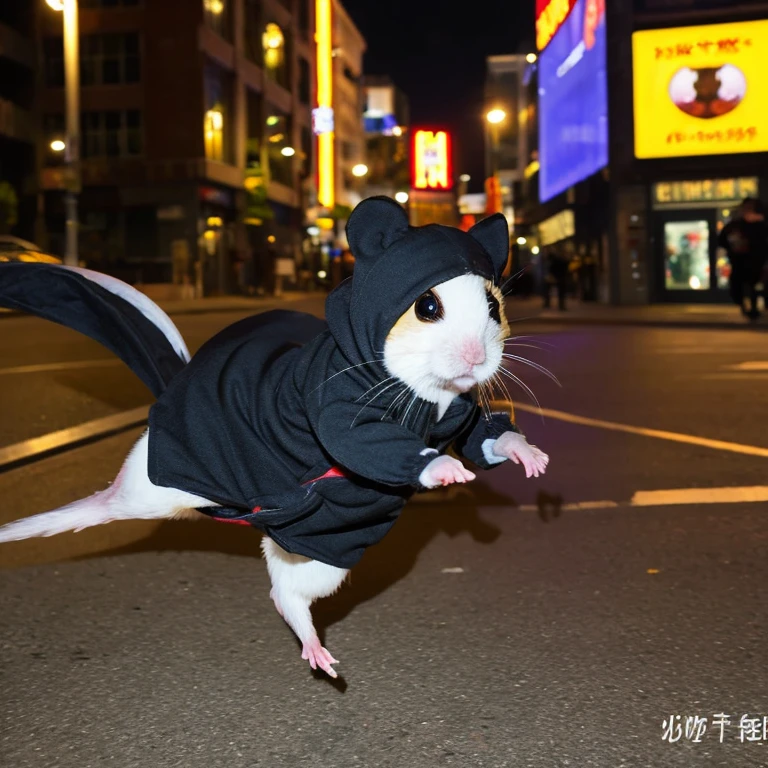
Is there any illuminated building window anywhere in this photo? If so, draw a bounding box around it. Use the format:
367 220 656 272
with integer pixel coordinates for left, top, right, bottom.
246 88 263 174
263 23 288 89
204 62 232 163
203 0 231 41
264 106 293 187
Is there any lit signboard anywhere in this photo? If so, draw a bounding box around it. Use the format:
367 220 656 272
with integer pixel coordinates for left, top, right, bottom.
652 177 758 207
538 0 608 203
536 0 578 51
633 20 768 159
411 130 453 191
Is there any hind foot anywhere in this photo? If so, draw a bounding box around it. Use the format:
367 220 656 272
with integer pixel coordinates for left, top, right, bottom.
301 637 339 678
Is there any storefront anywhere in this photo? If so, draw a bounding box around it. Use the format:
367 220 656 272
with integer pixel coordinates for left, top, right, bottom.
650 176 759 302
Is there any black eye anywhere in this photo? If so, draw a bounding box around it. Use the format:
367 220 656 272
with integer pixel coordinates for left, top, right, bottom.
486 290 501 323
415 290 443 322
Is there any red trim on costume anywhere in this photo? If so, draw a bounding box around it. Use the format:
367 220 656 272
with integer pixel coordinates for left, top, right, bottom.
303 466 347 485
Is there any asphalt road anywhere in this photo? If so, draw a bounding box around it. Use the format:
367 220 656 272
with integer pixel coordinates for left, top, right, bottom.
1 298 768 767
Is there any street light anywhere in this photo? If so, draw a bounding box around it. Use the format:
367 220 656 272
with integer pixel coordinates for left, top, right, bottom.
526 53 537 64
280 146 296 157
351 163 368 177
486 108 506 125
485 108 507 184
50 139 66 152
47 0 79 267
394 191 409 204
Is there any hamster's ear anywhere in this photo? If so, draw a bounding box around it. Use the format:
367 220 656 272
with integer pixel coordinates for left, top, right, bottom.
468 213 510 283
346 196 409 263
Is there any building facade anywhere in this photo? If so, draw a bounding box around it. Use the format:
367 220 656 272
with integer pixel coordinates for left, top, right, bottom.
360 75 409 201
330 0 365 214
0 3 37 240
500 0 768 305
38 0 315 296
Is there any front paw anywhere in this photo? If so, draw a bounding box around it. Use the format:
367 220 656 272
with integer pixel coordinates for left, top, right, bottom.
493 432 549 478
419 455 476 488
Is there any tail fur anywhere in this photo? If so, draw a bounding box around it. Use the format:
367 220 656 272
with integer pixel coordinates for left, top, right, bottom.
0 432 215 544
0 491 117 543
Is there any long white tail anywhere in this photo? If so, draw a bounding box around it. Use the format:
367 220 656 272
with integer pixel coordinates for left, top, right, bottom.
0 431 215 544
0 491 117 542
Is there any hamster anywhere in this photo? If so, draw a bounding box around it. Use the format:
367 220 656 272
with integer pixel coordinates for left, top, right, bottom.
0 197 549 679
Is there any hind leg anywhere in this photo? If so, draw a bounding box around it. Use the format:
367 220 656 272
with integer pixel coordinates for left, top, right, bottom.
261 537 349 678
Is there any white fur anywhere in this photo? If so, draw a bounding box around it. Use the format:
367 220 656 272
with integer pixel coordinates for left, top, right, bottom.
383 274 504 418
58 265 191 363
262 537 348 642
0 432 211 543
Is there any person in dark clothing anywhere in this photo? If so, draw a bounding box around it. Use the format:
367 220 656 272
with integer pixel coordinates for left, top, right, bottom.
543 249 571 311
718 197 768 321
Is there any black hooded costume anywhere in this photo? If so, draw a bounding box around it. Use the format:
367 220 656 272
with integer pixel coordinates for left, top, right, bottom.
0 198 519 569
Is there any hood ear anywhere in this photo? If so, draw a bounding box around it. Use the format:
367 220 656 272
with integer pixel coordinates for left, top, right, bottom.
346 196 409 264
468 213 510 283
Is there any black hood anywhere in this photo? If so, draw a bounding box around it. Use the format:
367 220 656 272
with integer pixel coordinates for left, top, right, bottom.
325 196 511 371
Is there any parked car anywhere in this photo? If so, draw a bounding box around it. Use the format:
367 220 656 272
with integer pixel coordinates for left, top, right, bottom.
0 236 62 264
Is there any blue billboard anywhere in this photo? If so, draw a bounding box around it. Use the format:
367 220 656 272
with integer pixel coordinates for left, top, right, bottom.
538 0 608 203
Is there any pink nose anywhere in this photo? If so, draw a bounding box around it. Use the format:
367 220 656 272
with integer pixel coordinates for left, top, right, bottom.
460 339 486 368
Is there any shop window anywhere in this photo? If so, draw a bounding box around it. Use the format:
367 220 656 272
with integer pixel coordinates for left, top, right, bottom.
204 62 232 163
265 107 293 187
203 0 232 42
263 22 289 89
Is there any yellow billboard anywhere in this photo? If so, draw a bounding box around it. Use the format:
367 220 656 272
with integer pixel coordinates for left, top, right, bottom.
633 20 768 159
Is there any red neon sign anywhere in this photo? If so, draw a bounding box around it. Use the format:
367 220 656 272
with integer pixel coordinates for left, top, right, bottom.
536 0 578 51
410 129 453 191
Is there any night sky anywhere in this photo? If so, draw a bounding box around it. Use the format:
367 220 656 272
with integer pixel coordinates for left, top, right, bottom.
341 0 536 193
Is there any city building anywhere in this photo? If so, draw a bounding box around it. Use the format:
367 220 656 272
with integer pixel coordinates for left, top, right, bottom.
361 75 409 200
509 0 768 305
329 0 365 214
38 0 316 296
0 3 37 240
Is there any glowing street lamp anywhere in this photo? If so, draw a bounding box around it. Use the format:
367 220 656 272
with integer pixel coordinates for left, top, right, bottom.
351 163 368 178
394 191 409 204
280 146 296 157
526 53 538 64
486 108 506 125
50 139 66 152
47 0 79 267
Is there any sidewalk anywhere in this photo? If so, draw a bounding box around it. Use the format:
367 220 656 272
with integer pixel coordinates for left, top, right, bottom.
3 288 766 331
505 297 768 331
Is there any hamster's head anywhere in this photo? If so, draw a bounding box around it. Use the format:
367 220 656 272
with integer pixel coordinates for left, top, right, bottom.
383 273 509 402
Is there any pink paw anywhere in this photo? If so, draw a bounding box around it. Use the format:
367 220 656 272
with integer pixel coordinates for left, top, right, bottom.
301 637 339 678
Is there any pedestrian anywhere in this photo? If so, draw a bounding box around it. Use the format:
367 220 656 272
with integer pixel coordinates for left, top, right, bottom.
718 197 768 321
542 248 570 311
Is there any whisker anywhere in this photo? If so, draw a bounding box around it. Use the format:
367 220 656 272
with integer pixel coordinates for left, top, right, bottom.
497 367 543 415
354 375 398 403
350 380 404 427
490 370 512 404
501 355 562 387
309 358 384 394
499 265 530 296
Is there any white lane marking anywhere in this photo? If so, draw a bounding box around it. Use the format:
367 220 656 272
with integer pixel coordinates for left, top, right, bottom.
518 501 618 512
722 361 768 371
0 406 149 469
514 403 768 459
0 359 121 376
631 486 768 506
